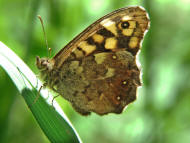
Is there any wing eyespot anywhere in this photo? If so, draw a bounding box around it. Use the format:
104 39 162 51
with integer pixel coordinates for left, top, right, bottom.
121 21 130 29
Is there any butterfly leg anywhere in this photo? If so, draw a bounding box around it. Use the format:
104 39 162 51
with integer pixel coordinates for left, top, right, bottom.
48 87 60 107
28 83 47 108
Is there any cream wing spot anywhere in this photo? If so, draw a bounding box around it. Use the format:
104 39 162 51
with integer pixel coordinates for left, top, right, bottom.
78 41 96 55
69 61 80 71
122 16 132 21
74 48 84 58
76 66 83 74
116 96 121 101
112 55 117 59
92 34 104 43
122 80 127 85
128 21 136 29
122 29 134 36
105 68 115 78
105 37 117 50
128 37 139 49
94 53 108 64
100 19 118 36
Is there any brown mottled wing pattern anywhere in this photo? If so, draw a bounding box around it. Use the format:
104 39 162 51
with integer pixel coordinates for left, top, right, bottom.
40 6 150 115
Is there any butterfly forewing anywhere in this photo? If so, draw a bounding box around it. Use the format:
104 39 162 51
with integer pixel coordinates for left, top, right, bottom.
53 6 149 68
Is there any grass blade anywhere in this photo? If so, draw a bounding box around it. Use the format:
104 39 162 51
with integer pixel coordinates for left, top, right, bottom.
0 41 82 143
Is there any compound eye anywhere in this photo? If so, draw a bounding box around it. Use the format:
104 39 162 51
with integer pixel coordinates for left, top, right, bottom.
41 60 47 66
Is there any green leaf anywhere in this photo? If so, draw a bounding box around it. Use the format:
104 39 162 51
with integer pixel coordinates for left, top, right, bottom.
0 41 82 143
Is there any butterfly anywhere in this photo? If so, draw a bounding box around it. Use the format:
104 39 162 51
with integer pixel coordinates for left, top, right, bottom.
36 6 150 115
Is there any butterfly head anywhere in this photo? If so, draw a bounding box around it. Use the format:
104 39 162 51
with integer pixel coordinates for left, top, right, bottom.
36 56 54 71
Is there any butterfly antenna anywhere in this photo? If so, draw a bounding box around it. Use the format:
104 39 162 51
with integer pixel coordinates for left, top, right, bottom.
38 15 51 58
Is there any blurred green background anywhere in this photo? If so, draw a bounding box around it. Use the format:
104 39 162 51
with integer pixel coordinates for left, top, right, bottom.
0 0 190 143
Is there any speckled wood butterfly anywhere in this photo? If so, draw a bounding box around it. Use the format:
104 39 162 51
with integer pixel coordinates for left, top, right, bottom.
36 6 150 115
